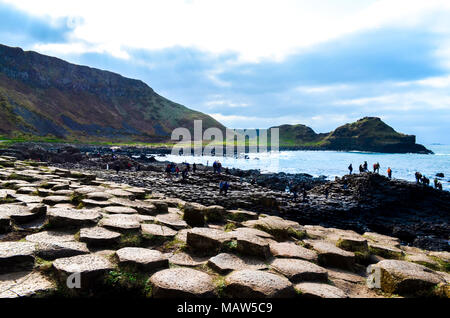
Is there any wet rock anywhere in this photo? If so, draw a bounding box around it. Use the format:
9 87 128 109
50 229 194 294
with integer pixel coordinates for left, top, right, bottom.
79 227 121 247
116 247 168 271
224 270 295 298
270 242 318 262
186 228 232 254
270 258 328 283
149 268 216 298
367 260 446 296
0 242 36 273
294 282 348 298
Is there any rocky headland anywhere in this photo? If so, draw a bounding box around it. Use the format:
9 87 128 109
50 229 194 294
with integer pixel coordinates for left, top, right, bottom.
0 146 449 298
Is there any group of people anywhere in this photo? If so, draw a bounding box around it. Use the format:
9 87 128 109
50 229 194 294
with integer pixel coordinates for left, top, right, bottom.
348 161 392 179
219 180 230 196
415 171 443 190
286 182 309 202
165 162 192 180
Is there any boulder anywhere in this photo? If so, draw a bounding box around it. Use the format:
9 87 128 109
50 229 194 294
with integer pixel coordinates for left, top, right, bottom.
270 242 318 262
270 258 328 283
141 224 177 240
48 208 102 228
243 216 305 240
306 240 355 270
79 227 121 247
149 268 216 298
294 282 348 298
186 228 232 254
236 235 271 259
183 202 207 227
0 271 56 298
99 214 141 233
52 254 114 288
224 270 295 298
367 260 446 296
155 213 189 230
168 252 208 267
116 247 168 271
208 253 267 274
0 242 36 273
103 206 138 214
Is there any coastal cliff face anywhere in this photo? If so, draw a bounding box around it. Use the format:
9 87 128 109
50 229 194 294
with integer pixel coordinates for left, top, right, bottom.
0 44 224 142
272 117 432 154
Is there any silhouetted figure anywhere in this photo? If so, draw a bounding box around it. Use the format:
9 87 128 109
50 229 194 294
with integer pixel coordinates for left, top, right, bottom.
363 161 368 172
324 187 329 199
359 164 364 173
348 164 353 175
387 167 392 179
302 188 308 202
193 163 197 173
415 172 422 184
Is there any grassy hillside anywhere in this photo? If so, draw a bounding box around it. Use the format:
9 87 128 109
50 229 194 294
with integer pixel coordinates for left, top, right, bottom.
0 44 225 142
271 117 432 154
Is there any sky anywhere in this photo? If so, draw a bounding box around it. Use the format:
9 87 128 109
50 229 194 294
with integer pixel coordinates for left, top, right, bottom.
1 0 450 144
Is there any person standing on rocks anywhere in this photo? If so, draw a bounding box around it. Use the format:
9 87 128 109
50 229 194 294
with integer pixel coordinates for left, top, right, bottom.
324 187 329 199
387 167 392 179
193 163 197 173
415 172 422 184
302 188 308 202
359 164 364 173
165 164 172 179
363 161 368 172
348 163 353 175
434 178 439 189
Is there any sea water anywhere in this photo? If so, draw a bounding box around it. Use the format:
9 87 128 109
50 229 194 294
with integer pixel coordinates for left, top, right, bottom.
153 144 450 191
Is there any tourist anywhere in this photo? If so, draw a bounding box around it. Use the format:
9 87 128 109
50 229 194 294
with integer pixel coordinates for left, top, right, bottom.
363 161 368 172
213 161 218 173
325 187 329 199
434 178 439 189
175 166 180 177
292 186 298 201
223 181 230 196
387 167 392 179
348 164 353 175
182 167 188 180
219 181 224 195
437 182 443 191
165 164 172 179
218 162 222 174
415 172 422 184
193 163 197 173
359 164 364 173
376 163 380 173
302 188 308 202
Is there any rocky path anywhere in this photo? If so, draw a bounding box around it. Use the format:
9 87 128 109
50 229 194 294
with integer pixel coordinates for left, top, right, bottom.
0 156 449 298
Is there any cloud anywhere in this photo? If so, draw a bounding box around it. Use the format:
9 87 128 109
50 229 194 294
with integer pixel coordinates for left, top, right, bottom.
3 0 450 62
0 2 72 47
